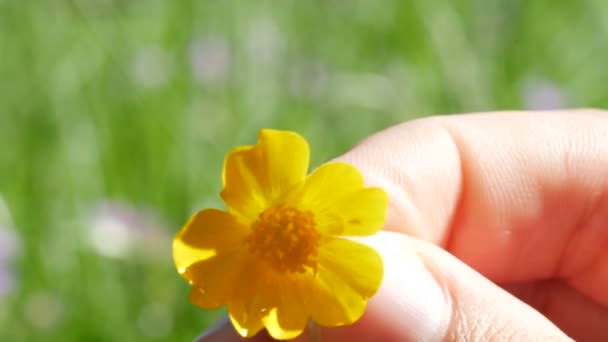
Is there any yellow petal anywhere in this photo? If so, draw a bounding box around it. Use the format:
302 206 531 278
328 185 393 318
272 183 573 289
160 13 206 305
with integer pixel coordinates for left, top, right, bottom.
305 238 383 326
219 146 268 220
173 209 248 273
319 238 384 298
229 312 265 339
262 278 310 340
183 250 246 309
289 162 365 209
221 129 310 220
227 259 273 338
330 187 388 236
289 162 388 236
228 263 311 340
189 286 223 310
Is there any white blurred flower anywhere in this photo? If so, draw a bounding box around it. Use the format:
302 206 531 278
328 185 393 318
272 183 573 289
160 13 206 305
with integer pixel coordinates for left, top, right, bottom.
130 46 174 89
522 77 569 110
86 201 170 260
88 209 133 258
189 36 231 85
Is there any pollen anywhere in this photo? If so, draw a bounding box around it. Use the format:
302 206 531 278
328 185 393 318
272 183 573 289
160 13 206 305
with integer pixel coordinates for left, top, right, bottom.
245 205 320 274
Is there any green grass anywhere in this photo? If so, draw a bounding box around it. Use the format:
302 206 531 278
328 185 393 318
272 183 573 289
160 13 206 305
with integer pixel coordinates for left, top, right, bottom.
0 0 606 340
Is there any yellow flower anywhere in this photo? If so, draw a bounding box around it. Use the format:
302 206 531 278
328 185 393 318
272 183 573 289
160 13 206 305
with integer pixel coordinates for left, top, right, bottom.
173 129 388 340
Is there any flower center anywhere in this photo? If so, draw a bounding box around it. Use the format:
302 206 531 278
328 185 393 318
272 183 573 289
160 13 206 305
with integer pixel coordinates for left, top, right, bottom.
245 205 320 274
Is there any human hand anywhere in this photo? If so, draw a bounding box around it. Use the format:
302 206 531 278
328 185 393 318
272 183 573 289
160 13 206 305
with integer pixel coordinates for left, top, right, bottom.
198 109 608 342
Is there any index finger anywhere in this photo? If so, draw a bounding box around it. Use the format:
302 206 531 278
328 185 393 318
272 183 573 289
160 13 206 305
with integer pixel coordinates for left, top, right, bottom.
336 109 608 304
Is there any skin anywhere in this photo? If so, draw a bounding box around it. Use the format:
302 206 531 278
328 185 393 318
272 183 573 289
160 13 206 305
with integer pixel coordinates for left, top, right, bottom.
197 109 608 342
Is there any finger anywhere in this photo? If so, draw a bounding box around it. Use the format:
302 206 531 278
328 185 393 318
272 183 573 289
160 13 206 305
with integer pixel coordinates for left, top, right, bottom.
505 280 608 341
335 109 608 305
198 232 572 342
197 110 608 341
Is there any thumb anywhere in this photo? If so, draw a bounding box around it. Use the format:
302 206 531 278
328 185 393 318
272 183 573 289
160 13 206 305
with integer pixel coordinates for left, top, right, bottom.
318 231 573 341
198 231 572 341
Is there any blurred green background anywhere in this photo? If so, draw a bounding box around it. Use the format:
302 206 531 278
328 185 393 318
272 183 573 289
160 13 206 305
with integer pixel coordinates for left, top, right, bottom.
0 0 606 340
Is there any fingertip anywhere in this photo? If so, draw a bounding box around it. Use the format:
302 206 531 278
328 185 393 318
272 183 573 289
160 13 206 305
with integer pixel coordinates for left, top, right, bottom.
324 232 450 341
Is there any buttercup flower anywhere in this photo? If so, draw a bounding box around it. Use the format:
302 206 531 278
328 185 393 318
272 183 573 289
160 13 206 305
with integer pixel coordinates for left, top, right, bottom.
173 129 388 340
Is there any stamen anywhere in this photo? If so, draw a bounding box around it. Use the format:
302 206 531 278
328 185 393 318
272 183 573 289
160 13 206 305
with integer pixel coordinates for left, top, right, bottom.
245 205 320 273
